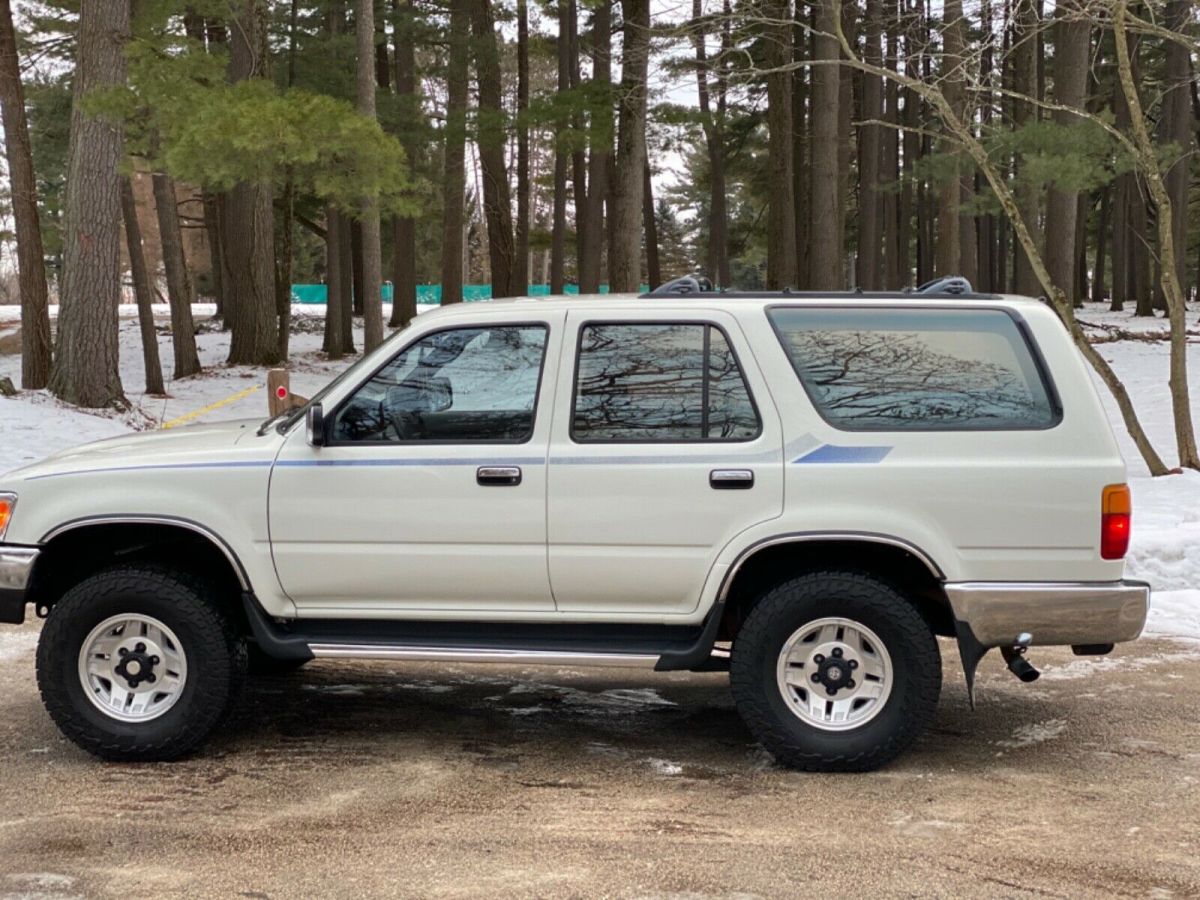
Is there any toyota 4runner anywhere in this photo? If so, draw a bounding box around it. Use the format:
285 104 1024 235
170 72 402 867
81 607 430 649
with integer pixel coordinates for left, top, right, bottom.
0 284 1150 771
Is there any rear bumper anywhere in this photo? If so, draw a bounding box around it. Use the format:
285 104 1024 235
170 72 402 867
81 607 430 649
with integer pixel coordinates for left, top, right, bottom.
0 546 40 624
944 580 1150 648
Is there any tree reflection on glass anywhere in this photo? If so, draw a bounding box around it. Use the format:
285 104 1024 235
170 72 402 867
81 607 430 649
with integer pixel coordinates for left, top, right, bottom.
771 309 1056 430
573 323 759 441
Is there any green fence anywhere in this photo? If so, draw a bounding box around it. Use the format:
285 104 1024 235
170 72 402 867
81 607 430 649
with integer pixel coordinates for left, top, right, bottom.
290 284 637 305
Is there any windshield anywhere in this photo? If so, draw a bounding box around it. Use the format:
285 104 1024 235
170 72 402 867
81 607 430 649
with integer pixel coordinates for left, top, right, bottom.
269 327 412 434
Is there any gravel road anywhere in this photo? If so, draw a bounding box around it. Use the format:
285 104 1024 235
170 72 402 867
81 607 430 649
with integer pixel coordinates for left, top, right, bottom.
1 620 1198 899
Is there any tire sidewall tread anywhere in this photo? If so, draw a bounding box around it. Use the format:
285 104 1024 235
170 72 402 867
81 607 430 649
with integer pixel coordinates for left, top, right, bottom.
35 564 247 762
730 570 942 772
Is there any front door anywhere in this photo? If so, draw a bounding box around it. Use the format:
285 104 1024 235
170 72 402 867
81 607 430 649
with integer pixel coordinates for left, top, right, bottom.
546 311 785 616
269 312 563 615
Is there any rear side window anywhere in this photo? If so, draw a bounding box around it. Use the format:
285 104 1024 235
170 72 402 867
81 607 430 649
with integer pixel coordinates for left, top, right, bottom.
572 323 761 442
768 308 1059 431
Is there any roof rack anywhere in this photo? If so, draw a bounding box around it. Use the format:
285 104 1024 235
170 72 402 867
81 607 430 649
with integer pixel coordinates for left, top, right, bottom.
640 274 978 299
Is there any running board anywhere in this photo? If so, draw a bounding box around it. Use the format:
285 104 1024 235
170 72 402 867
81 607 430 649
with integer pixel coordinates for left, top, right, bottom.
308 644 661 667
241 593 728 672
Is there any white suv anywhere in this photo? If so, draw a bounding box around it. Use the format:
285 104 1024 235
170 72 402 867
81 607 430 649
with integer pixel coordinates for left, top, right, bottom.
0 286 1149 770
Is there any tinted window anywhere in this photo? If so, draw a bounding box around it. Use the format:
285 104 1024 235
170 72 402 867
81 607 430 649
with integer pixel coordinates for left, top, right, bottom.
768 308 1057 431
572 323 760 442
333 325 547 442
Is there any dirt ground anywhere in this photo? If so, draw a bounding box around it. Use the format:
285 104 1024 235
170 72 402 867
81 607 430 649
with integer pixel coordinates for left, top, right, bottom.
1 620 1198 900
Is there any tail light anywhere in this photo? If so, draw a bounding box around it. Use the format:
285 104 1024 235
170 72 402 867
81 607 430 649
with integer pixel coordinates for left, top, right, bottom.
0 493 14 541
1100 484 1131 560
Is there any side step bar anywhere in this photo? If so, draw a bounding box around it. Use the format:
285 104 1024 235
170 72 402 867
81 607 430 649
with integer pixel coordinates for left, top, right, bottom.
308 644 661 667
242 594 728 672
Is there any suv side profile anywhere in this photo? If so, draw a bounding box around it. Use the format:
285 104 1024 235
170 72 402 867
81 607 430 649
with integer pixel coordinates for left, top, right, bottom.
0 287 1149 771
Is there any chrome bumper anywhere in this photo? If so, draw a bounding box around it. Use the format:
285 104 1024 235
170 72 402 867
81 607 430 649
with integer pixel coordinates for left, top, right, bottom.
0 546 40 624
944 580 1149 648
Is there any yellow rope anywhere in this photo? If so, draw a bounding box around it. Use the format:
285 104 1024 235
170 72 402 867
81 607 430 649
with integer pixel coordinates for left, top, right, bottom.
161 384 262 430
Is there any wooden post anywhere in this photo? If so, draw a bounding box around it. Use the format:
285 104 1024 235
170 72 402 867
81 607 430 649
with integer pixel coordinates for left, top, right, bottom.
267 368 309 415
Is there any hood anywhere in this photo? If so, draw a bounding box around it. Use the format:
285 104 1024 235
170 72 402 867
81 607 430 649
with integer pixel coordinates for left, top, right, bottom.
2 417 275 482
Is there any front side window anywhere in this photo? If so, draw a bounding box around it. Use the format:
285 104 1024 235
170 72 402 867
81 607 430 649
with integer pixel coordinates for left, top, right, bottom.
768 307 1058 431
572 323 760 442
333 325 548 442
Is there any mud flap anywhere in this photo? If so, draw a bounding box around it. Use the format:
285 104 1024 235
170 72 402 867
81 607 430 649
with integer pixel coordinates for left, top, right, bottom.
953 619 990 709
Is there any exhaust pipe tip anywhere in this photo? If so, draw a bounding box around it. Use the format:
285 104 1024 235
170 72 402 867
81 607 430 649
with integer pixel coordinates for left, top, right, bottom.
1007 655 1040 683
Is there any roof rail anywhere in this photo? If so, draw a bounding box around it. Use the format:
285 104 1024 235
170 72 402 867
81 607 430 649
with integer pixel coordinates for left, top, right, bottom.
638 274 979 300
909 276 974 296
644 274 715 296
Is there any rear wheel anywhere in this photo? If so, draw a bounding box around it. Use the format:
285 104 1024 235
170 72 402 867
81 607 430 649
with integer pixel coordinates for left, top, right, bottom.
730 571 941 772
36 565 247 761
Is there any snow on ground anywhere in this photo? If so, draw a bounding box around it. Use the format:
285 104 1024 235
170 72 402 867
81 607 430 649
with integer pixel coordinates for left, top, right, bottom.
0 300 1197 638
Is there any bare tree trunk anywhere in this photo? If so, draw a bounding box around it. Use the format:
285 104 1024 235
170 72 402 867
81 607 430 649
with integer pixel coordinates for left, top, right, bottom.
836 1 855 284
578 0 611 294
514 0 530 295
809 0 841 289
1093 187 1109 306
182 12 226 319
550 0 570 293
151 169 201 377
339 213 355 349
388 0 418 326
471 0 517 297
793 7 810 287
899 0 921 286
355 0 383 349
1042 1 1088 304
696 0 731 286
0 0 52 389
568 0 588 288
323 207 347 358
935 0 964 276
1112 0 1199 470
275 177 293 360
608 0 650 292
1011 0 1041 295
975 0 995 292
765 0 796 289
120 177 165 396
1154 0 1193 310
201 191 226 314
857 0 883 290
49 0 128 407
223 0 279 365
643 159 661 288
440 0 470 304
881 0 901 288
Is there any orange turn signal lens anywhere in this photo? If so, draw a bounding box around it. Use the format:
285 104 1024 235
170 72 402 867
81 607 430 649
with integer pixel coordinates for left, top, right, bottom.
0 494 14 540
1100 484 1131 560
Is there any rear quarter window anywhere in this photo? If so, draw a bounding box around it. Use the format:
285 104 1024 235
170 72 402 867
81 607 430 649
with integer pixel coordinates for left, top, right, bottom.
767 307 1060 431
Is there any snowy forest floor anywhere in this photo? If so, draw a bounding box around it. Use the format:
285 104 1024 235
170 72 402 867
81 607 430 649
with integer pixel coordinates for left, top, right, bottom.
1 300 1197 640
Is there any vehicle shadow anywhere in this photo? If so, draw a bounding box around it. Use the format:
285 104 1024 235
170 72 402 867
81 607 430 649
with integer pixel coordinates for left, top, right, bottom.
215 656 1076 777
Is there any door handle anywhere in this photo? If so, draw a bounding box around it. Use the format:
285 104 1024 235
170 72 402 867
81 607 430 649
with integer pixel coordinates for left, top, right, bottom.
477 466 522 486
710 469 754 489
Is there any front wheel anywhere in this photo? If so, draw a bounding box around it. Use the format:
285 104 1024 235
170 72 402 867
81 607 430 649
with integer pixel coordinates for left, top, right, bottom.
730 571 941 772
36 565 247 761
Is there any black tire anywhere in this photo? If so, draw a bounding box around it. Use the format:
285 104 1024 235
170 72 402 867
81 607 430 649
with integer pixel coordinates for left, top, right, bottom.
247 644 309 676
730 571 941 772
36 565 248 762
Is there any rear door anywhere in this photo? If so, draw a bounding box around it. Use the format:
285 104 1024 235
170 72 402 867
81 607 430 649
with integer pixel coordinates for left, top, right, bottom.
546 309 784 615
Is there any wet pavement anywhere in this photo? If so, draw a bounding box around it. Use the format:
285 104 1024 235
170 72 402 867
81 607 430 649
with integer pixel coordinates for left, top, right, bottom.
1 620 1198 898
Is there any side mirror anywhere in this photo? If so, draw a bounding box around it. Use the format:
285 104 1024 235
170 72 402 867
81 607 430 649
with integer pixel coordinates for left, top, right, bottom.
306 403 326 447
